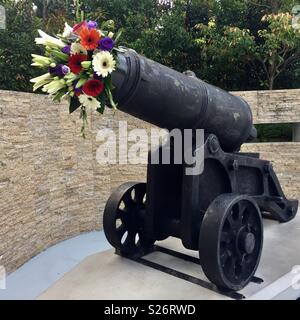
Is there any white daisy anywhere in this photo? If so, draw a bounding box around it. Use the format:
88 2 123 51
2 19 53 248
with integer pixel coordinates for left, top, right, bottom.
79 94 100 110
71 43 88 55
93 51 116 78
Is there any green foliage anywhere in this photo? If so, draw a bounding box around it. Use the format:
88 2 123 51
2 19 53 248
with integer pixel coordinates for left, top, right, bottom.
255 123 293 142
193 20 257 89
256 13 300 89
0 0 299 94
133 7 194 71
0 0 41 92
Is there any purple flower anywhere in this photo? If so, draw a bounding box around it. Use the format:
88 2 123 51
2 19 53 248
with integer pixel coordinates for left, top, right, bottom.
49 64 64 77
62 65 70 75
98 37 114 51
48 64 70 77
93 72 102 81
62 45 71 55
87 21 98 29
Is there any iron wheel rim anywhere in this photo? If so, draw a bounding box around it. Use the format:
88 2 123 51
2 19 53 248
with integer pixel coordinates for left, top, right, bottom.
103 182 152 255
199 194 263 291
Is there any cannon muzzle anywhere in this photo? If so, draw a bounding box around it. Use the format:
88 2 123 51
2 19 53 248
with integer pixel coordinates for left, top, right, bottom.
112 49 256 152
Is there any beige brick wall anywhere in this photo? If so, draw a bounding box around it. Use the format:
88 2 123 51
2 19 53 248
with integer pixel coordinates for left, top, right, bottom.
0 89 299 273
241 143 300 201
0 90 150 273
232 89 300 124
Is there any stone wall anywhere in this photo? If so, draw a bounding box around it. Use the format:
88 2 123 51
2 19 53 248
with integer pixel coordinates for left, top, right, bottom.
0 90 151 273
241 143 300 200
0 89 299 273
232 89 300 124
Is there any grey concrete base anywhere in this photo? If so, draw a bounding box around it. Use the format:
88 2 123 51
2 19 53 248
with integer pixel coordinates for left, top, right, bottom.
38 214 300 300
0 231 111 300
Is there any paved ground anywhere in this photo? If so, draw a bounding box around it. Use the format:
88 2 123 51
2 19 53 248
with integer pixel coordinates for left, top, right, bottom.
40 214 300 300
0 231 111 300
1 214 300 300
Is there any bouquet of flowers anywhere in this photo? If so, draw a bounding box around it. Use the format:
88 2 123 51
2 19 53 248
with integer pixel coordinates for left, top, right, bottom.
30 18 122 137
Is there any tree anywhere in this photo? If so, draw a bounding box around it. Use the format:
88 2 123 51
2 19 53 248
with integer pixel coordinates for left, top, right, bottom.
130 1 195 71
33 0 72 22
0 0 299 92
257 13 300 89
194 19 257 89
0 0 42 92
245 0 298 13
33 0 74 33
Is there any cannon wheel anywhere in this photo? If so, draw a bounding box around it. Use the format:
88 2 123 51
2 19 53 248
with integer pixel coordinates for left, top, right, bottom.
103 182 154 256
199 194 263 291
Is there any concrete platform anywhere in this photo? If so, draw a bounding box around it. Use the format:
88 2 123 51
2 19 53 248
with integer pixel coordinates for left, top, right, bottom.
38 215 300 300
0 231 112 300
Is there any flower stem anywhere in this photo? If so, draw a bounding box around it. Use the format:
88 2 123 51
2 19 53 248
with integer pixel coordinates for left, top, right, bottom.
80 106 88 139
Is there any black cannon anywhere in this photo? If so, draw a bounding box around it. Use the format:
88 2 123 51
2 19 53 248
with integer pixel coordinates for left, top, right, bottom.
103 49 298 291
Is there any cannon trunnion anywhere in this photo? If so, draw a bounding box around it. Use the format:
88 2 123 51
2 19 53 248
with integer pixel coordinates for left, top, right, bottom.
103 50 298 292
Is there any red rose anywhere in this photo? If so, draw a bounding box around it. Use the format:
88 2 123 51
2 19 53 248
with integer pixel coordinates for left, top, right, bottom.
83 79 105 97
68 54 88 74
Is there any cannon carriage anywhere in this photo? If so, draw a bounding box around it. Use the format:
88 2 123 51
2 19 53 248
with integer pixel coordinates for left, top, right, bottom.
103 49 298 291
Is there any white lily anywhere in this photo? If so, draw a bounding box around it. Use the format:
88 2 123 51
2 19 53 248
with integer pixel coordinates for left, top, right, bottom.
30 73 53 91
31 54 53 68
62 22 73 38
35 30 66 48
42 79 67 95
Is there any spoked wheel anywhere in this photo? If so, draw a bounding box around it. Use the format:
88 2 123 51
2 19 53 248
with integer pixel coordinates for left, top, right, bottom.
199 194 263 291
103 182 154 256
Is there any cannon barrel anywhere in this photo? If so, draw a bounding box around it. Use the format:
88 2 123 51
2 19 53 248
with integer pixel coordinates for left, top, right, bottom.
112 49 256 152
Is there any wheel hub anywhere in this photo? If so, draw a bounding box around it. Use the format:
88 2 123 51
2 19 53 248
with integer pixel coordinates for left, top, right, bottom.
240 231 255 254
